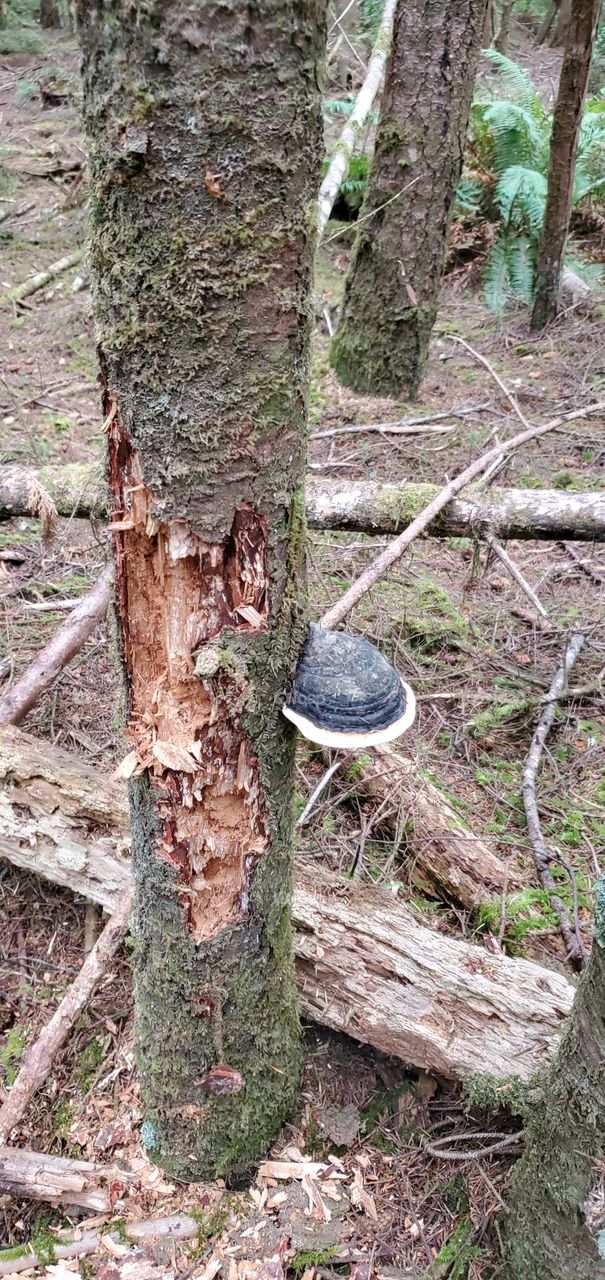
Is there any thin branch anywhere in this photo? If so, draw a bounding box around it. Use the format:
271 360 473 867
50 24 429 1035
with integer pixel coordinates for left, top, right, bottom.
319 401 605 630
484 532 550 623
296 757 346 828
448 335 533 431
522 632 588 969
0 888 133 1144
322 175 421 242
0 1214 200 1278
316 0 398 238
310 403 489 439
2 248 85 305
0 564 113 726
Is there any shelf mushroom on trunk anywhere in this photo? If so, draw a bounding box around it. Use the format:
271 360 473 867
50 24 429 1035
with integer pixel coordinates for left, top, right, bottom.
283 623 416 748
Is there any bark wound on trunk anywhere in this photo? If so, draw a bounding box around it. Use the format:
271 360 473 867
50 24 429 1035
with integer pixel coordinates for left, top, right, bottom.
109 409 269 945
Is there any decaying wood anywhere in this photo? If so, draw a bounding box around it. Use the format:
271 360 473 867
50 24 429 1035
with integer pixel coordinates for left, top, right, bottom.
522 632 587 967
4 463 605 543
0 565 113 726
0 1146 135 1211
316 0 398 238
0 887 132 1143
1 248 85 305
355 745 513 908
319 400 605 629
294 864 574 1081
0 727 574 1082
0 1213 200 1277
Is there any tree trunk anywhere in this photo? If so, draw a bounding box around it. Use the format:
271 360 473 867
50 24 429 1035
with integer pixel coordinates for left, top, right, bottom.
39 0 61 26
329 0 488 399
505 879 605 1279
76 0 324 1181
494 0 515 51
531 0 600 329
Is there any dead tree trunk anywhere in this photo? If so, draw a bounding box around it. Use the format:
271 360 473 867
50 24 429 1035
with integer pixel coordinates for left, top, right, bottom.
505 879 605 1279
531 0 600 329
329 0 487 398
76 0 324 1181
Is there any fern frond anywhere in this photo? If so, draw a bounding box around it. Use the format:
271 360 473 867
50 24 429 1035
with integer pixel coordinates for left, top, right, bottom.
484 237 511 312
481 48 544 119
493 165 546 232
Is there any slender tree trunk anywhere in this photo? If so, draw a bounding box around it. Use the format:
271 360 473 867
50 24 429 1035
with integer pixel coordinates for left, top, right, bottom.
495 0 515 51
39 0 61 26
330 0 488 399
531 0 600 329
505 880 605 1279
76 0 324 1181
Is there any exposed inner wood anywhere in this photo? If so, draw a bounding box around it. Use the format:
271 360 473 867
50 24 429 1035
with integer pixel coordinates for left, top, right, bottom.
107 406 268 942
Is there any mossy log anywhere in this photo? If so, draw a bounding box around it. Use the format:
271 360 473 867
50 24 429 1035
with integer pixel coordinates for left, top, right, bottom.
505 879 605 1279
0 726 574 1083
3 463 605 542
76 0 325 1180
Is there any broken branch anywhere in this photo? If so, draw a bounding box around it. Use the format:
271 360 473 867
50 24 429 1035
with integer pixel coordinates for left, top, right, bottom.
0 1214 200 1278
319 401 605 629
0 887 132 1144
0 564 113 726
522 632 587 968
1 248 85 305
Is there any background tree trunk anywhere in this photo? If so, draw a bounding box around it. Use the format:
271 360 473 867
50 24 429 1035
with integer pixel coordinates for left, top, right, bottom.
76 0 324 1181
495 0 515 51
505 879 605 1279
329 0 488 399
39 0 61 27
531 0 600 329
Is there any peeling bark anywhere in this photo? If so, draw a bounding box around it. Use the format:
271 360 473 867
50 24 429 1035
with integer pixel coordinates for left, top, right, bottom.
0 727 575 1084
330 0 488 397
76 0 325 1180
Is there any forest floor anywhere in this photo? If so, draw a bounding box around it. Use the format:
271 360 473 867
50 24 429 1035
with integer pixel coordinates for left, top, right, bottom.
1 17 605 1280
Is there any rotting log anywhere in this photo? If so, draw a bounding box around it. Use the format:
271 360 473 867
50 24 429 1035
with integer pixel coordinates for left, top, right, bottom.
0 1146 136 1211
3 463 605 542
76 0 325 1180
0 728 574 1083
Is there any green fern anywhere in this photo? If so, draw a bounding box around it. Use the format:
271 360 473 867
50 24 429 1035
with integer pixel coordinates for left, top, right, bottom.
458 52 605 312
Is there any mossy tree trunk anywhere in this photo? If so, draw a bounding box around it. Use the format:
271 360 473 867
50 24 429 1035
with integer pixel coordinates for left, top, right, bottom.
505 879 605 1279
531 0 600 329
330 0 487 400
76 0 324 1181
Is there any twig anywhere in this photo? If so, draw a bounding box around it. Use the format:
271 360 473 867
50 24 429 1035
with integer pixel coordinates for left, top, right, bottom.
323 175 421 243
448 335 533 431
561 540 605 585
316 0 398 238
2 248 85 305
424 1131 524 1161
310 403 489 439
319 401 605 629
0 564 113 726
0 888 132 1144
485 532 550 623
296 757 346 828
522 632 587 969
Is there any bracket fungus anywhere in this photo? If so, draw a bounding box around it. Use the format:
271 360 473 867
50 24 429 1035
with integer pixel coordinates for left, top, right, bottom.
283 623 416 748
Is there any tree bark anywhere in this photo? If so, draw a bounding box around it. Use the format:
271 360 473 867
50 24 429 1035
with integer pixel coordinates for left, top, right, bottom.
531 0 601 329
4 464 605 542
329 0 488 398
0 727 574 1084
505 879 605 1279
494 0 515 51
76 0 324 1180
0 1147 135 1211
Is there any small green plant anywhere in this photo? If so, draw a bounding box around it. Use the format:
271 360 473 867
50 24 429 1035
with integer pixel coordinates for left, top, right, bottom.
292 1247 338 1276
76 1035 107 1091
0 1024 29 1085
434 1219 482 1279
458 50 605 311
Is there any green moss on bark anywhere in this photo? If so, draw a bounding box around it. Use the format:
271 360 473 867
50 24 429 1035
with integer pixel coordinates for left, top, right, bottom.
330 0 487 398
77 0 325 1181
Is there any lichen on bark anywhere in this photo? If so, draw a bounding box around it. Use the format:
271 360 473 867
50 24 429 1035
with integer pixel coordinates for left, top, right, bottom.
330 0 487 399
77 0 325 1180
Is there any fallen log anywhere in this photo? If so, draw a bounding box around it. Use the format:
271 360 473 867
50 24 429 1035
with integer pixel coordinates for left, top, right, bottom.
2 463 605 541
1 248 85 305
0 889 132 1143
0 726 574 1082
0 1146 136 1211
0 565 113 727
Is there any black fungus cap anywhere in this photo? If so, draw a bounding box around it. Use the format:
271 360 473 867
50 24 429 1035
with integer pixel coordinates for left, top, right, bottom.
282 623 416 747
